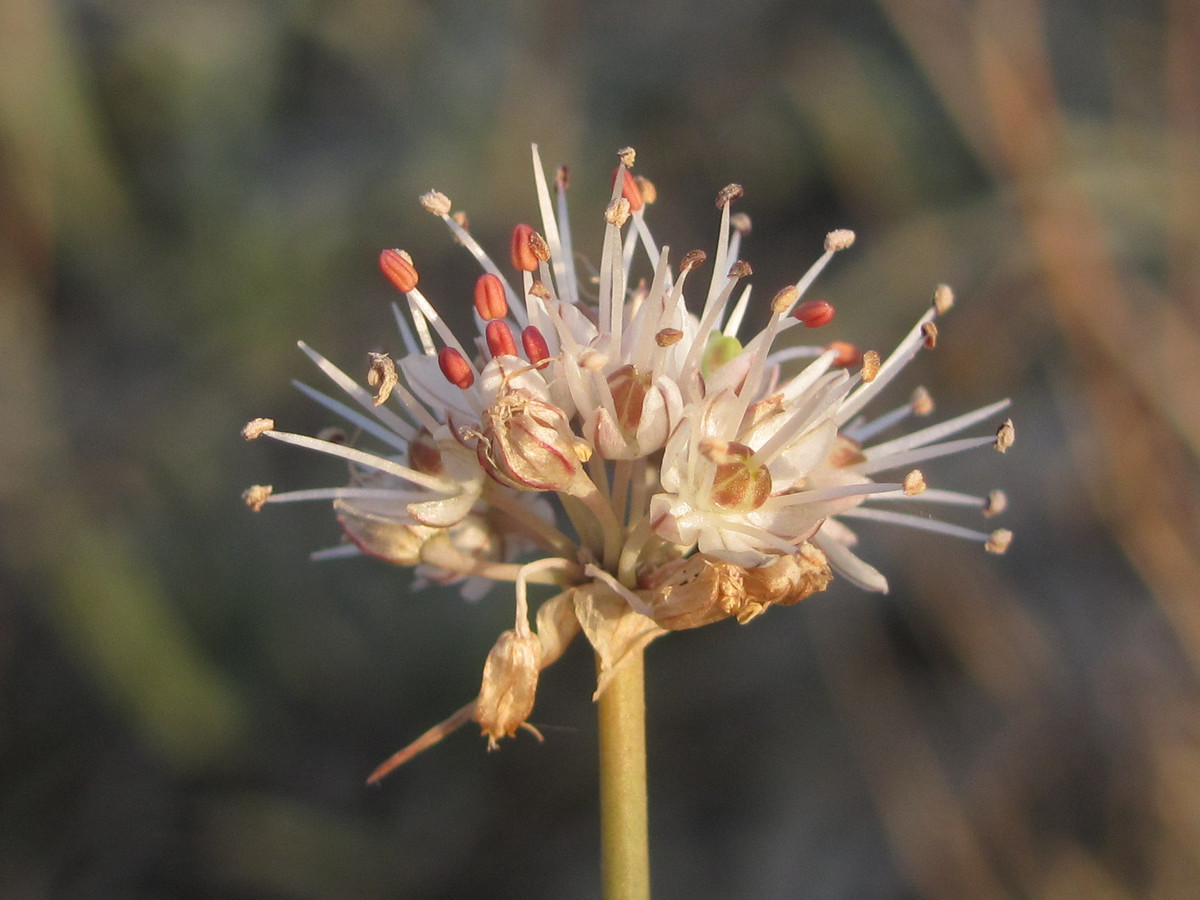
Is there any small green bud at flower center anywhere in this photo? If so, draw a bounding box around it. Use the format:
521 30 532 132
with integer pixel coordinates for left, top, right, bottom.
702 332 742 378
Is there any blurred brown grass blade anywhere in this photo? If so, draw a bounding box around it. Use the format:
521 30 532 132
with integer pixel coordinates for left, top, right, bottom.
809 599 1011 900
881 0 1200 675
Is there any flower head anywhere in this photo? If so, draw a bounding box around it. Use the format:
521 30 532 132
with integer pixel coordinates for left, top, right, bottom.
245 145 1013 776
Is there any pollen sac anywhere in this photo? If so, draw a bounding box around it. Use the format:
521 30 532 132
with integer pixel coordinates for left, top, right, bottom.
438 347 475 389
486 319 518 358
793 299 835 328
407 428 445 475
474 273 509 320
477 391 590 493
510 224 539 272
612 167 644 212
474 627 543 750
522 326 551 365
607 365 651 437
705 441 772 512
379 249 419 292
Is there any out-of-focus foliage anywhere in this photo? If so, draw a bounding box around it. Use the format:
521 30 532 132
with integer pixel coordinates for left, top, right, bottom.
2 0 1198 897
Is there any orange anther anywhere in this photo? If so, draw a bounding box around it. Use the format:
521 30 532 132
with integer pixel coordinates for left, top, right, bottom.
438 347 475 389
611 167 644 212
792 299 835 328
474 273 508 321
486 320 518 358
379 249 418 293
522 326 550 365
510 224 539 272
826 341 862 368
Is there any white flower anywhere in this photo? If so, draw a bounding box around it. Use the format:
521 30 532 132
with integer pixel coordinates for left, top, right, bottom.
245 146 1013 772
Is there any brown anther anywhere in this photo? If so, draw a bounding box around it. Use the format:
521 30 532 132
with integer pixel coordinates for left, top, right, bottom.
522 326 550 365
983 490 1007 518
911 386 934 416
528 280 553 301
474 273 509 321
770 285 799 315
827 341 862 368
792 299 835 327
367 352 399 406
985 529 1013 554
242 484 273 511
486 320 518 358
452 211 470 232
994 418 1015 453
510 224 539 272
604 197 631 227
655 328 684 347
727 259 753 279
242 418 275 440
921 321 939 349
903 470 926 496
861 350 881 382
730 212 752 234
635 175 656 205
680 250 707 271
613 168 644 212
618 147 637 168
824 229 856 252
716 184 744 209
408 429 444 475
379 249 419 293
438 347 475 389
528 230 551 262
555 165 570 191
420 190 452 216
933 283 955 315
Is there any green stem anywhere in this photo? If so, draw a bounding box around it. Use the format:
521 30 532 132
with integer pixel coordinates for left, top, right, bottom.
597 650 650 900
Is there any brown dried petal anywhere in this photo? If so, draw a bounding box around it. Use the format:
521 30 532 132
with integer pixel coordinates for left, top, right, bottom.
474 628 542 750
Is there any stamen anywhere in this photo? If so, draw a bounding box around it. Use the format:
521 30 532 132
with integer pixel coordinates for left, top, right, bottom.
984 490 1008 517
522 326 551 365
656 328 683 347
995 418 1015 452
827 341 862 368
793 299 835 328
510 224 539 272
612 167 644 212
933 283 955 315
861 350 881 383
242 417 275 440
379 249 419 293
986 529 1013 554
474 273 509 320
486 320 518 358
367 352 398 406
902 469 926 495
242 484 273 510
922 321 939 349
438 347 475 389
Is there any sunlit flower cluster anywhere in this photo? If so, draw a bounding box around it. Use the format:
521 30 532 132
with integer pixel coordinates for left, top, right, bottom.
244 146 1012 778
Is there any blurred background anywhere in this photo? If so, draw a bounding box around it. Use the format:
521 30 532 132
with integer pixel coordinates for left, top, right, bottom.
3 0 1198 897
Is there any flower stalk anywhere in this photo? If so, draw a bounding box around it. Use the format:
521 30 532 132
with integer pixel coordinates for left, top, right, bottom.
597 650 650 900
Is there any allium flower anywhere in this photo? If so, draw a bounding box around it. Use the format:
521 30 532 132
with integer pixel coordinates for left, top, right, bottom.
244 145 1012 778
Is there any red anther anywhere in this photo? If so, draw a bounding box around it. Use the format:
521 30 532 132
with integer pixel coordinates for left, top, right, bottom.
474 273 508 320
793 299 835 328
510 224 539 272
611 167 644 212
826 341 862 368
486 320 518 358
522 325 550 365
438 347 475 389
379 249 418 292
